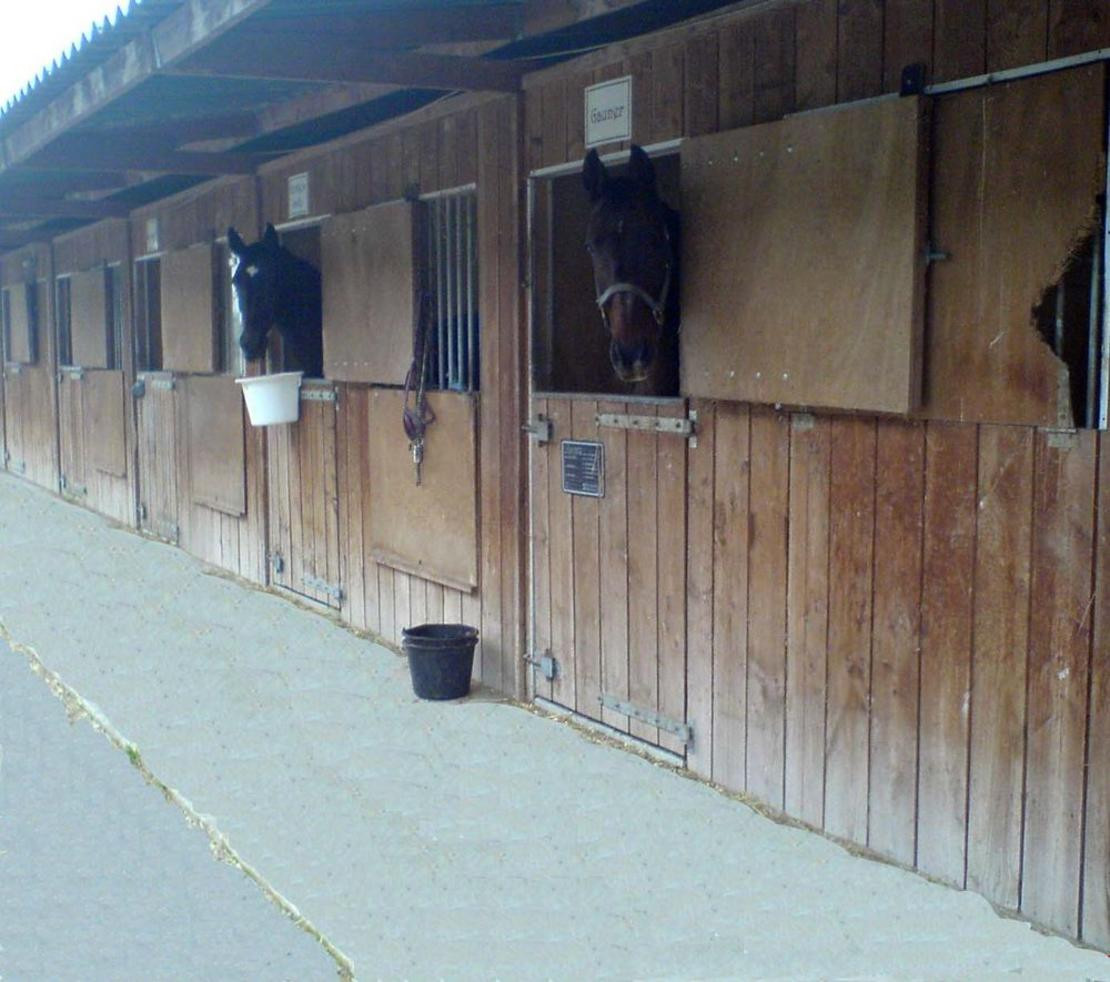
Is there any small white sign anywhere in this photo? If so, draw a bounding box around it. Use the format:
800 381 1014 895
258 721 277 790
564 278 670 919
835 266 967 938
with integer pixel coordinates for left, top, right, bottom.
585 76 632 149
145 218 159 254
288 172 310 219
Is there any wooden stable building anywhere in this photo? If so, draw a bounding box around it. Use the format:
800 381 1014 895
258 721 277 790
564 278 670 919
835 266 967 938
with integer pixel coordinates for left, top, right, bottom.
1 0 1108 952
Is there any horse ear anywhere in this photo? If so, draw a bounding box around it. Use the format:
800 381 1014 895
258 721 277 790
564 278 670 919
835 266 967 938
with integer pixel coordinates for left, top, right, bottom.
583 148 607 201
628 145 656 196
227 227 246 256
262 223 280 250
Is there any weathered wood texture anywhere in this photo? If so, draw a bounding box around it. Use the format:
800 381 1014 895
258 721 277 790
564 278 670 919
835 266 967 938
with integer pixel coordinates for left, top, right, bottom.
1 251 57 491
161 245 216 374
186 375 246 516
68 269 109 369
681 96 928 414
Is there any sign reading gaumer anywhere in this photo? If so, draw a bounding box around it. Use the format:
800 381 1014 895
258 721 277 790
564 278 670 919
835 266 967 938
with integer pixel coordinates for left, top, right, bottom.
585 76 632 148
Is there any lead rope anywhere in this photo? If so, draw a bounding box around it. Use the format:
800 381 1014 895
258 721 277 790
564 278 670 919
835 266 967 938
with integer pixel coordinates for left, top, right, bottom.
403 287 436 486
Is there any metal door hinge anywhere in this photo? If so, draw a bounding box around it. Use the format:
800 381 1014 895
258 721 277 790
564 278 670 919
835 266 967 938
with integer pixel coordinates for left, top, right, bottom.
596 410 699 447
303 573 342 601
523 415 553 444
524 650 558 680
599 693 692 745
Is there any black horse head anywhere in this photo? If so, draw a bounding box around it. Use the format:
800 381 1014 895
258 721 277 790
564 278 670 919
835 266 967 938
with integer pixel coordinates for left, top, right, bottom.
228 223 323 377
583 145 680 390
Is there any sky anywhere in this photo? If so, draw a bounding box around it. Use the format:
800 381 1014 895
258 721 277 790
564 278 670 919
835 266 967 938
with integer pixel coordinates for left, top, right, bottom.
0 1 124 109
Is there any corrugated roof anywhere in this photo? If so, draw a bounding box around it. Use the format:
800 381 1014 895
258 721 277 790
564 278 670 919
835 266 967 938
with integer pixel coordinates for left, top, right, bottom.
0 1 186 133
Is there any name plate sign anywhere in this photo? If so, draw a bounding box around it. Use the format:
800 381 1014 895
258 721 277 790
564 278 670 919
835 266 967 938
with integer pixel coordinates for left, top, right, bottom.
585 76 632 148
561 440 604 498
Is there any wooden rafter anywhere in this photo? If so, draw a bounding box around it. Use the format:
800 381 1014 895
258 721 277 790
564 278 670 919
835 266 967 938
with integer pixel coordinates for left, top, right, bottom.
22 136 267 176
248 3 524 47
0 194 131 220
170 44 528 92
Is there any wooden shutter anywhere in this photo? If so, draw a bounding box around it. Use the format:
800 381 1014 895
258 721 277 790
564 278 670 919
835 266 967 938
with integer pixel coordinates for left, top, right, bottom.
5 285 32 364
186 374 246 515
69 269 109 368
161 245 216 373
322 200 424 384
368 388 478 591
680 95 929 415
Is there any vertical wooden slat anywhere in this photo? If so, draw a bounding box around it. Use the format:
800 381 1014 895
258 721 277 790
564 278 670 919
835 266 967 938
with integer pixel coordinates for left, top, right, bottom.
541 80 567 169
883 0 934 89
1048 0 1110 57
394 570 412 645
547 397 576 708
753 6 796 124
566 71 590 161
410 575 428 629
426 582 444 624
718 20 756 130
628 53 654 146
656 401 688 755
746 408 790 808
571 399 602 719
597 399 629 730
686 399 715 777
684 34 719 137
1023 431 1096 937
531 398 553 702
824 417 876 843
626 405 660 743
711 402 750 791
784 413 831 827
837 0 885 101
379 560 396 644
868 419 925 866
651 44 685 143
933 0 987 83
346 388 367 630
1084 432 1110 948
986 0 1048 71
967 424 1034 910
323 401 340 606
917 421 977 887
794 0 838 112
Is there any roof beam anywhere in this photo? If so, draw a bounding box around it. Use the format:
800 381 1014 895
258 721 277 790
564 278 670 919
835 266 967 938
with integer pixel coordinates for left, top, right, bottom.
171 45 526 92
1 0 275 170
0 193 131 220
21 140 264 176
248 3 523 47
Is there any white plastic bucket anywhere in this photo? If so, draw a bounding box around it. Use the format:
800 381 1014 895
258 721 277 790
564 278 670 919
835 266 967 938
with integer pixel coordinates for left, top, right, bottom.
235 371 303 426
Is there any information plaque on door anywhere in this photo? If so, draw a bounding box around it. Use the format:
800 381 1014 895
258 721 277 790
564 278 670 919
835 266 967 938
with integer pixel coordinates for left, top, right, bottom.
561 440 604 498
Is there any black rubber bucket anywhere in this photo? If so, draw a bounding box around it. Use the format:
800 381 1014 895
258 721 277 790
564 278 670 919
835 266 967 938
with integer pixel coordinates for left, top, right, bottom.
402 623 479 700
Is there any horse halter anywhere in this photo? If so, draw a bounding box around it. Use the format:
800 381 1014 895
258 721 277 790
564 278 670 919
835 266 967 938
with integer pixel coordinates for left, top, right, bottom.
593 220 674 330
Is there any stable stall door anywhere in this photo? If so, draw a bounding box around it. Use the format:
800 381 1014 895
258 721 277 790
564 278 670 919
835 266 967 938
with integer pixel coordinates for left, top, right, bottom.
530 396 691 755
267 383 341 608
135 373 180 543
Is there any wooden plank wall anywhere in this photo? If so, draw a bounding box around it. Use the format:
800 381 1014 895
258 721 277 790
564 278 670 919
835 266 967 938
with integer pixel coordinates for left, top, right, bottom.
52 221 135 526
1 247 57 491
131 179 267 585
522 0 1110 950
259 93 524 692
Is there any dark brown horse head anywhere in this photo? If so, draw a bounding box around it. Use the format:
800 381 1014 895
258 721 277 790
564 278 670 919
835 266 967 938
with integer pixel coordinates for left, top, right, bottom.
583 145 678 386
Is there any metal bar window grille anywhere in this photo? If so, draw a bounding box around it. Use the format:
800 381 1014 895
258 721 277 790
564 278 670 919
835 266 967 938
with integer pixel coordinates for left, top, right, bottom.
426 190 479 392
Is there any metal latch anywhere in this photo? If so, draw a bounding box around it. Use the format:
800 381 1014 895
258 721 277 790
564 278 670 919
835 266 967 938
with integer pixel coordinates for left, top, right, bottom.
523 415 553 444
150 376 175 391
132 379 146 399
524 650 558 681
595 410 699 447
303 573 343 601
599 693 693 744
926 242 950 264
271 553 285 575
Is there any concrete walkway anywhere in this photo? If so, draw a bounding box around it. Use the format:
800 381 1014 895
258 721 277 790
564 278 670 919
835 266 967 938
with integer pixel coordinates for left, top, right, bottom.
0 471 1106 981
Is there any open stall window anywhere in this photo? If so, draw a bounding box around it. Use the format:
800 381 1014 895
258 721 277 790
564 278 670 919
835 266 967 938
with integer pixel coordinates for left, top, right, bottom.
271 223 323 376
105 265 123 371
214 241 244 376
134 258 162 372
530 149 680 397
55 278 72 366
424 188 479 392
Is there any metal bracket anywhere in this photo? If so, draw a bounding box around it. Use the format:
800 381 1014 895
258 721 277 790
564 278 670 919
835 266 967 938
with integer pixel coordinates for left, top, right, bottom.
132 379 146 399
270 553 285 575
150 377 175 391
58 367 84 382
301 387 337 403
303 573 343 601
926 243 950 264
599 693 693 744
595 411 698 446
1045 428 1079 450
6 362 21 376
523 414 554 444
524 650 558 681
